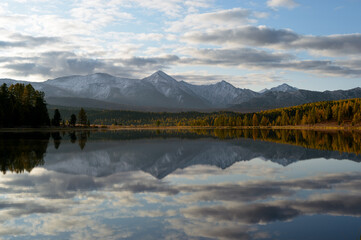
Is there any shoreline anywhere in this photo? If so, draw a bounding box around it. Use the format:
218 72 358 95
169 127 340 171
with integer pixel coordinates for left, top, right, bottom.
1 124 361 132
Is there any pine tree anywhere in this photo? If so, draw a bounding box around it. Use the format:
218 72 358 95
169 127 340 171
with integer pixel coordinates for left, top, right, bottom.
70 114 77 127
52 109 62 127
78 108 88 126
0 83 49 127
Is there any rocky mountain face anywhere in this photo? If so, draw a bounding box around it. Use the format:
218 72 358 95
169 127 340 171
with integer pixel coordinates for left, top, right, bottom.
1 71 361 112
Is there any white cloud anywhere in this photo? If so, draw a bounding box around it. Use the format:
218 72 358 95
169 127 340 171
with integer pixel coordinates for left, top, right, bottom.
167 8 253 32
130 0 213 17
182 26 361 56
70 0 134 28
267 0 299 9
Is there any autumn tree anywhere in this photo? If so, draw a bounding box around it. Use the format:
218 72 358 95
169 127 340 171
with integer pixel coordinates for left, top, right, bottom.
252 114 259 126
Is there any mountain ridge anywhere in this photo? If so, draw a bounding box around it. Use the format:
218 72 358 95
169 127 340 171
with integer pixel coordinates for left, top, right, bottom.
1 71 361 112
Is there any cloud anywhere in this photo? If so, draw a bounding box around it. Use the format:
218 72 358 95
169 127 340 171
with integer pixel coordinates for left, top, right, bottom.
183 26 299 47
167 8 254 32
183 204 300 224
181 184 292 202
182 26 361 56
0 201 60 222
292 33 361 56
182 194 361 226
267 0 299 9
0 33 60 49
5 46 360 81
183 26 361 56
181 47 293 66
70 0 134 28
1 50 181 79
172 72 284 86
4 63 51 76
116 0 213 18
176 47 361 77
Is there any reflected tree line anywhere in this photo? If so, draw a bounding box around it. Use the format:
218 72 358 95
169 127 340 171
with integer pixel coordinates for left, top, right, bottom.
190 128 361 155
51 131 89 150
1 129 361 174
0 131 89 174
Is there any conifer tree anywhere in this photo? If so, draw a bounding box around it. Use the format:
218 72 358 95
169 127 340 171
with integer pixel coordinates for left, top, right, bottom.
78 108 88 126
70 114 77 127
52 109 61 126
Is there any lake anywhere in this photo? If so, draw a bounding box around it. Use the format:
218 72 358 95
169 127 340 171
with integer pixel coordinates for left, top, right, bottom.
0 129 360 240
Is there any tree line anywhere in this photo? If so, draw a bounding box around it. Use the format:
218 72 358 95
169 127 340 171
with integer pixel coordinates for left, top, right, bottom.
0 83 89 128
0 83 49 127
50 107 89 127
88 98 361 127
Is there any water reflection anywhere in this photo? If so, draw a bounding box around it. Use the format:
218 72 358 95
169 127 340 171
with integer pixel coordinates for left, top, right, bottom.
0 129 360 239
2 129 361 176
0 132 49 174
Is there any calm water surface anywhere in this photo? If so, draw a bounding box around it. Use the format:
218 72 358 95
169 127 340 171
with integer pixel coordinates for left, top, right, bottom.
0 129 360 240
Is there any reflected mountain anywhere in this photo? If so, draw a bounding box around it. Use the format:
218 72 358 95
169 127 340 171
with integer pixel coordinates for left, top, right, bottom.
1 129 361 177
43 129 361 179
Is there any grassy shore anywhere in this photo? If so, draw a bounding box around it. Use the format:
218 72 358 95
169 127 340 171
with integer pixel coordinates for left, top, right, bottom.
1 123 361 132
107 125 361 131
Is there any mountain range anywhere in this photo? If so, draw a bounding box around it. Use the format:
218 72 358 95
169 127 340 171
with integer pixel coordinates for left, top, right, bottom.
1 71 361 112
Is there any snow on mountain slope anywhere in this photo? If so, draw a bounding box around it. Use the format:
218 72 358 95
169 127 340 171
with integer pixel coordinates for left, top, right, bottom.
45 73 136 99
182 80 259 107
267 83 299 93
260 83 299 94
142 71 211 108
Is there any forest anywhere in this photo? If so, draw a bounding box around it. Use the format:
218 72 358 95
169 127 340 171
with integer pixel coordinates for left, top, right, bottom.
87 98 361 127
0 83 49 127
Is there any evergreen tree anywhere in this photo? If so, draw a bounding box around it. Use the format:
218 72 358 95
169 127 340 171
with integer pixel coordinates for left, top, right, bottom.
69 114 77 127
78 108 88 126
0 83 49 127
52 109 62 126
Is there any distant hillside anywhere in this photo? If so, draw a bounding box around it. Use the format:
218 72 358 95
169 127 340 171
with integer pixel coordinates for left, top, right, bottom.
50 98 361 128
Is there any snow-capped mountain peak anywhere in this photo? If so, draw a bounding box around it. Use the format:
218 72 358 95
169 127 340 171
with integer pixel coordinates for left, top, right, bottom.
216 80 235 87
268 83 298 93
143 70 177 84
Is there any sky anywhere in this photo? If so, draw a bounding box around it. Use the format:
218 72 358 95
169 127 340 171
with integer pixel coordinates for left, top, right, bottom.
0 0 361 91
